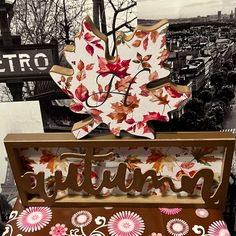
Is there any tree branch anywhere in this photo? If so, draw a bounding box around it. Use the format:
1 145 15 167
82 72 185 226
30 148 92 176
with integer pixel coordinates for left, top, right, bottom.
107 16 137 36
116 2 136 13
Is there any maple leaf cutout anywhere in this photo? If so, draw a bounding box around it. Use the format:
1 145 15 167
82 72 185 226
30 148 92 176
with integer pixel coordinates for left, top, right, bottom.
50 16 190 139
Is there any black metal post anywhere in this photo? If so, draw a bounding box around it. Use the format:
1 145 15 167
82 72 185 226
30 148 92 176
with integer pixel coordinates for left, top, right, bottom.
0 0 23 101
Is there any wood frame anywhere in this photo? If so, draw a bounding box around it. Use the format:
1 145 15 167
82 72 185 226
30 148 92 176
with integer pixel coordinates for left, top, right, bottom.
4 132 235 208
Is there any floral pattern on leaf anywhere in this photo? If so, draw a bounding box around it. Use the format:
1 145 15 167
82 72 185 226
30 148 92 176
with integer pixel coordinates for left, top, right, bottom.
50 17 190 139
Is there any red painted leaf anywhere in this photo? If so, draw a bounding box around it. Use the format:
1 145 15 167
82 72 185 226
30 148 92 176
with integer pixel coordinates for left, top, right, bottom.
84 21 91 31
189 170 197 177
165 85 183 98
91 39 101 44
82 126 89 132
96 43 104 50
75 84 89 102
84 32 95 42
180 162 195 169
151 31 159 43
70 102 84 113
143 37 149 51
143 112 168 123
126 126 134 132
91 109 103 116
126 118 135 124
161 36 166 48
86 44 94 56
143 126 151 134
86 63 94 70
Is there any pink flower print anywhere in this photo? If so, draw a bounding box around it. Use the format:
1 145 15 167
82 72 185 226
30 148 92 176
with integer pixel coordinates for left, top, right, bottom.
108 211 145 236
16 207 52 232
207 220 230 236
166 219 189 236
149 233 162 236
159 208 182 215
195 209 209 218
71 211 92 227
49 224 68 236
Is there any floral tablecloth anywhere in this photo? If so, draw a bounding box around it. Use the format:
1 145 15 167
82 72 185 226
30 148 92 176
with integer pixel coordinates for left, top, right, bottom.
3 199 230 236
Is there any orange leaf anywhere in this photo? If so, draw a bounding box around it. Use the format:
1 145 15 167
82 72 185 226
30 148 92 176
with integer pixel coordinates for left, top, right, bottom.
86 63 94 70
115 76 135 92
158 94 169 105
132 40 141 47
126 94 140 111
135 31 148 38
151 31 159 43
77 60 84 71
149 71 159 81
76 70 86 81
142 61 151 69
47 159 55 173
153 161 161 172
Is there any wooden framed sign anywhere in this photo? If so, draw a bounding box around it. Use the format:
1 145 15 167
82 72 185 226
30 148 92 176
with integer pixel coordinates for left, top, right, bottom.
4 132 235 209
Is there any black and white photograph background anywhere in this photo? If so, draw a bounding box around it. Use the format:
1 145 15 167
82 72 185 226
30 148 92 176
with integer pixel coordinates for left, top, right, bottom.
138 0 236 134
0 1 137 231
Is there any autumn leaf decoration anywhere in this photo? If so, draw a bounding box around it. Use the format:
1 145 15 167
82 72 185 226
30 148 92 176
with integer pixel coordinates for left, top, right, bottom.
133 53 152 69
108 95 140 123
146 149 176 173
50 16 190 139
58 75 73 98
83 31 104 56
40 150 69 173
191 147 221 166
149 89 170 114
125 155 143 172
133 30 159 50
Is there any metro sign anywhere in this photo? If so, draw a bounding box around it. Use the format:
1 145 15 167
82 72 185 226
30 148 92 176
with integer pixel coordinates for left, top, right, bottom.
0 44 58 82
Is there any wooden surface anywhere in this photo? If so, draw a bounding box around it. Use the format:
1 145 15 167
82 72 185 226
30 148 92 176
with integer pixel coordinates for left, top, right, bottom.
3 198 230 236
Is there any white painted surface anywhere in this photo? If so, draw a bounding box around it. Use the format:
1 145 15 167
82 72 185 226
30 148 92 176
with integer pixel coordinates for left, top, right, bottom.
0 101 44 191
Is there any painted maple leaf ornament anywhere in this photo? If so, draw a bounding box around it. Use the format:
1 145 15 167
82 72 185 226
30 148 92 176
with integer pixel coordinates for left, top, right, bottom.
50 16 190 139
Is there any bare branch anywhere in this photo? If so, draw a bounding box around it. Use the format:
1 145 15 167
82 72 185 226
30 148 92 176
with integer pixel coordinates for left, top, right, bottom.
107 17 137 36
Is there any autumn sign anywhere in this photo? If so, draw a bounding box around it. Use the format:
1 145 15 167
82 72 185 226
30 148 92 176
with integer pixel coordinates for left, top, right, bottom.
50 16 190 139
